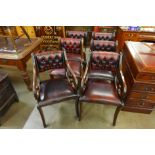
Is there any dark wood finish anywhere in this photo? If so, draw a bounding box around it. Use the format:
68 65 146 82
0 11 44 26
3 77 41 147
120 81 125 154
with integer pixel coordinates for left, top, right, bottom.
122 41 155 114
0 38 42 91
35 26 65 51
32 51 79 127
77 51 127 125
0 72 18 124
117 27 155 51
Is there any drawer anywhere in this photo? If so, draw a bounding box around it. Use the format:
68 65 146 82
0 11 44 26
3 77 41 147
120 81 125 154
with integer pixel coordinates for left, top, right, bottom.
132 83 155 93
125 99 155 109
128 92 155 101
0 77 10 90
123 32 138 40
0 85 14 106
123 106 152 114
136 73 155 82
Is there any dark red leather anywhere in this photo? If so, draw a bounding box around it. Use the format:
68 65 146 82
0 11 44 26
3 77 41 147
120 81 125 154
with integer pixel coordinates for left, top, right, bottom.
90 40 116 52
92 32 114 41
88 70 114 80
35 51 64 72
38 79 77 106
60 38 82 54
90 51 119 74
80 79 121 105
66 31 87 40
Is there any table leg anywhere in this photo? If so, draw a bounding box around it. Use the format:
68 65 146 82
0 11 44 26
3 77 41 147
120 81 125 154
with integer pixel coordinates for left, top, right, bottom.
18 64 32 91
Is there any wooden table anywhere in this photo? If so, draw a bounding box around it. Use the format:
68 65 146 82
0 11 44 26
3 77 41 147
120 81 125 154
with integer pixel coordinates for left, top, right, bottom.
0 37 42 90
117 26 155 51
122 41 155 114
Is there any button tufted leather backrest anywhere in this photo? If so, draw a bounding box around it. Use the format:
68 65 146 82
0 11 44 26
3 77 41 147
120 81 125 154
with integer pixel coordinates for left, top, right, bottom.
92 32 115 41
90 40 116 52
60 38 82 54
34 51 65 72
66 31 87 40
90 51 119 73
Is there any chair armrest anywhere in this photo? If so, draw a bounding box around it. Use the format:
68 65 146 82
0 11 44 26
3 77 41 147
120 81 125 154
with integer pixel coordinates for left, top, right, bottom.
115 53 127 101
32 64 40 101
64 51 78 89
79 61 89 95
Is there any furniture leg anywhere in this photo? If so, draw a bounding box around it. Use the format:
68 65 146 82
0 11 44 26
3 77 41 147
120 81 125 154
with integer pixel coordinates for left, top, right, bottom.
37 106 47 128
113 106 122 126
75 98 80 118
18 63 32 91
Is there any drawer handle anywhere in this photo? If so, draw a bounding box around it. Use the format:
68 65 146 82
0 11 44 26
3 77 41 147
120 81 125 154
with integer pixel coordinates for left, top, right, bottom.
139 102 145 106
144 87 149 91
151 76 155 80
141 95 148 99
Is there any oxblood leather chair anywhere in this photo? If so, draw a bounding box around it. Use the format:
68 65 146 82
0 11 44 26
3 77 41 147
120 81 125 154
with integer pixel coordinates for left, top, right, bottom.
90 40 116 52
32 50 79 128
66 30 88 50
92 32 115 41
50 38 85 79
76 51 127 126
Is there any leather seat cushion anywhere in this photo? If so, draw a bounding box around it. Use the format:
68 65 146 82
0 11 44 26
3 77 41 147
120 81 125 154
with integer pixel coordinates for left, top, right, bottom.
38 79 77 106
88 70 114 80
80 79 121 105
50 68 66 78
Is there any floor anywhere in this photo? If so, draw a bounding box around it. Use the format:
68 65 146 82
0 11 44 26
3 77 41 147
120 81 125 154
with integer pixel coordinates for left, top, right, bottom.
0 56 155 129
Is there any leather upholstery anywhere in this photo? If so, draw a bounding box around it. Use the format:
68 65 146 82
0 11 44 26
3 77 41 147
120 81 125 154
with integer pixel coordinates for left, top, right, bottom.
35 51 64 72
90 51 119 74
60 38 82 54
38 79 77 106
66 31 87 40
92 32 114 41
88 70 114 80
90 40 116 52
80 79 121 105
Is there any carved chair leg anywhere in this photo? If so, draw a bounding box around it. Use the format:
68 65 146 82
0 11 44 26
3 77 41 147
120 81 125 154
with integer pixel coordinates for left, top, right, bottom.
113 106 122 126
37 106 47 128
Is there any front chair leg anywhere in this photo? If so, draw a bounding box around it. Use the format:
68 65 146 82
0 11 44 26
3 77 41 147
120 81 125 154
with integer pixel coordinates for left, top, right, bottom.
75 99 82 121
113 106 122 126
75 98 80 118
37 106 47 128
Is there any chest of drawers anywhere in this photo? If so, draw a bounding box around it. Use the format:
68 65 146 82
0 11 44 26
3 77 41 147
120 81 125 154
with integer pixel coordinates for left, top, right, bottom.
0 72 18 118
122 41 155 114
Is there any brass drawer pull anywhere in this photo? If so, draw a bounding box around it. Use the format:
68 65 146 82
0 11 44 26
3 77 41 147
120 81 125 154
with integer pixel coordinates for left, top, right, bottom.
139 102 145 106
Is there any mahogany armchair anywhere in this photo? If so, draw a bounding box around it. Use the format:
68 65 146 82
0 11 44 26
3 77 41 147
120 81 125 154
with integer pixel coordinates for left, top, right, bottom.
92 32 115 41
50 38 86 79
90 40 116 52
76 51 127 126
66 30 88 50
32 50 79 127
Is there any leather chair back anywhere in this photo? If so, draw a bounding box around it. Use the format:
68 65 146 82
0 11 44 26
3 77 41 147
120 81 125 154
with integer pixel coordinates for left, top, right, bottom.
92 32 115 41
90 40 116 52
33 51 65 73
90 51 119 73
60 38 82 55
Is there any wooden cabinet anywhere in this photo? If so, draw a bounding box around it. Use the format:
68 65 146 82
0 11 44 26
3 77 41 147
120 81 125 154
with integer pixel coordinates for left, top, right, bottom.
122 41 155 114
0 72 18 120
35 26 65 50
117 27 155 51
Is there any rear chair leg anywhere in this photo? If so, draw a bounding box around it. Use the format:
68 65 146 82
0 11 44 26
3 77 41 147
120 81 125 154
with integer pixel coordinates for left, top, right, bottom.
37 106 47 128
113 106 122 126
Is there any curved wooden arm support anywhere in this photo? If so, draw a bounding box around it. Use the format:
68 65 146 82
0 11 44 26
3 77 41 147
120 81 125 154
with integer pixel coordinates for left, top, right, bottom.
115 53 127 101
